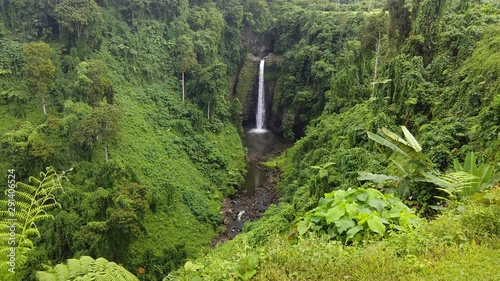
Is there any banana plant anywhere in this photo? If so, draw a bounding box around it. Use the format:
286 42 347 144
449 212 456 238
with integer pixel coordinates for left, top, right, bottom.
358 126 480 204
359 126 438 198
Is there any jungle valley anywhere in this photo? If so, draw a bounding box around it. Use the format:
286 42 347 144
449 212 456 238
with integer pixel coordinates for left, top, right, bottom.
0 0 500 280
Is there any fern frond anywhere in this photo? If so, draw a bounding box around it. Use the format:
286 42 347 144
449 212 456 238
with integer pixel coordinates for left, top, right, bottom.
16 181 38 193
11 201 31 211
66 258 84 278
23 226 41 238
440 171 479 196
36 256 139 281
12 213 28 225
35 272 57 281
19 238 35 249
30 203 61 214
28 214 54 225
0 260 10 272
11 191 36 202
0 247 12 256
0 211 14 217
0 221 24 230
80 256 94 275
0 167 66 273
54 263 70 281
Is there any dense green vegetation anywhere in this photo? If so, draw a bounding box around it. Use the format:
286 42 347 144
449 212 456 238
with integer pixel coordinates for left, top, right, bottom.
0 0 259 279
171 0 500 280
1 0 500 280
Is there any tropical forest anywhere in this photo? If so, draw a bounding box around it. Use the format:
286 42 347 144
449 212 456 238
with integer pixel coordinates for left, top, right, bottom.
0 0 500 280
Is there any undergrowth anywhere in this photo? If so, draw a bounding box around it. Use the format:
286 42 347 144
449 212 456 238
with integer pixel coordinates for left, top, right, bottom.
167 188 500 281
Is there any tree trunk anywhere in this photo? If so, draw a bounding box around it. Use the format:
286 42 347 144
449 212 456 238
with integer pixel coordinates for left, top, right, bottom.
207 101 210 120
42 94 47 115
182 72 185 102
1 1 8 28
373 32 381 83
75 23 83 38
371 32 382 97
104 143 109 163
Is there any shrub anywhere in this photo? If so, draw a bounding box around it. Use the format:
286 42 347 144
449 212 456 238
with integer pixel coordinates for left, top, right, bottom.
298 188 420 243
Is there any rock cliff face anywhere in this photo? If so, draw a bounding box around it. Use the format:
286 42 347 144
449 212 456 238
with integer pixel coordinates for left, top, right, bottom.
233 54 284 133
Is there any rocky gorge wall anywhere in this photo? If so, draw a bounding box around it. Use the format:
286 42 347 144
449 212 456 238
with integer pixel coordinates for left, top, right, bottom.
234 53 285 133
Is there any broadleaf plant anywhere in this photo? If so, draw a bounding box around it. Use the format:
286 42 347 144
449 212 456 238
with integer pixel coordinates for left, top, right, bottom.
359 126 487 211
298 188 420 243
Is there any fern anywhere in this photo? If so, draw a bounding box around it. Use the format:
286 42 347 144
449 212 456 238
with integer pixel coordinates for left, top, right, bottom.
36 256 139 281
0 167 66 276
453 152 500 196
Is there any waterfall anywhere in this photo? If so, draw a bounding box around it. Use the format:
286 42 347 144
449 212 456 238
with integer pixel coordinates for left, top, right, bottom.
254 59 266 132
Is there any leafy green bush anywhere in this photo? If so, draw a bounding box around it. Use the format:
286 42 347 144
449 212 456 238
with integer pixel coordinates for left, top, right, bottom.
235 254 259 281
298 188 420 242
243 203 296 245
391 187 500 257
181 190 222 228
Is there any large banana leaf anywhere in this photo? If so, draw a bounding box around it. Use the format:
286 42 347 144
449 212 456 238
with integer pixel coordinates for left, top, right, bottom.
367 131 410 158
401 126 422 152
357 172 402 182
368 127 427 164
381 127 409 146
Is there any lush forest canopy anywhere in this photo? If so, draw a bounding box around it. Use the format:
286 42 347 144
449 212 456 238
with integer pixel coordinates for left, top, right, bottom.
0 0 500 280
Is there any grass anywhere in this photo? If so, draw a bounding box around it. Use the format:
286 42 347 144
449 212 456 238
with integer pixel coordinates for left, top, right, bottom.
169 234 500 281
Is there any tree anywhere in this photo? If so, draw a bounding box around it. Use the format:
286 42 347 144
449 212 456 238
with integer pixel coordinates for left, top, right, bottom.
94 102 123 163
359 13 388 92
22 42 56 115
387 0 411 52
74 60 115 106
175 35 197 102
410 0 447 64
189 62 228 120
54 0 102 38
64 101 123 162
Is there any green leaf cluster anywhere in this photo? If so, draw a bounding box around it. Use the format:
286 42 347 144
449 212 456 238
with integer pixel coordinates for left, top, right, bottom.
235 254 259 281
298 188 420 242
36 256 138 281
